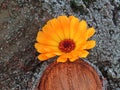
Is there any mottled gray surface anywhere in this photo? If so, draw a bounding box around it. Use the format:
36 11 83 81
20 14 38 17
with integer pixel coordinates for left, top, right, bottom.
0 0 120 90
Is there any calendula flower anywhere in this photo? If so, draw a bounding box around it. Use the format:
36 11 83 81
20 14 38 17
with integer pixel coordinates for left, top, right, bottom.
35 15 96 62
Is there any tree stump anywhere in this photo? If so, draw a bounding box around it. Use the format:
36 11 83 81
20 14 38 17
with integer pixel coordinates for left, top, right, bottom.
38 59 102 90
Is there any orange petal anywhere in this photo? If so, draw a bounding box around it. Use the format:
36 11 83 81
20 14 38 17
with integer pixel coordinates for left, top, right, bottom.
78 20 88 31
84 27 95 40
36 31 58 46
78 50 89 58
69 16 79 39
57 55 68 62
35 43 46 53
69 56 79 62
74 20 88 42
35 43 60 53
42 24 61 42
47 18 65 40
57 16 70 39
38 54 49 61
75 40 86 50
69 16 74 21
38 53 56 61
57 54 68 62
83 40 96 49
35 43 64 56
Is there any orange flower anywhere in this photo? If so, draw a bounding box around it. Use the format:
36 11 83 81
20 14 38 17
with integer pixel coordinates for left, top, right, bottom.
35 15 96 62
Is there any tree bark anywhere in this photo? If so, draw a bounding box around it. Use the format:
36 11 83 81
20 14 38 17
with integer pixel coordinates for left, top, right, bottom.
0 0 120 90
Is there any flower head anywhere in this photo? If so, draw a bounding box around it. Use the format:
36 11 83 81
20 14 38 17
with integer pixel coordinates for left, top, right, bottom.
35 15 96 62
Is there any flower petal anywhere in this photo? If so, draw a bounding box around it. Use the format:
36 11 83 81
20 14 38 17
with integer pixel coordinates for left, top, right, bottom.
38 53 56 61
42 25 61 42
83 40 96 49
76 40 96 50
74 20 88 42
84 27 95 40
57 16 70 39
69 16 79 39
57 55 68 62
36 31 58 46
35 43 46 53
69 56 79 62
43 19 64 41
35 43 60 53
75 40 86 50
78 50 89 58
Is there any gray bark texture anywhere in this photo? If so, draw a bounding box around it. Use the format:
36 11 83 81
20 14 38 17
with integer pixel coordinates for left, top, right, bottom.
0 0 120 90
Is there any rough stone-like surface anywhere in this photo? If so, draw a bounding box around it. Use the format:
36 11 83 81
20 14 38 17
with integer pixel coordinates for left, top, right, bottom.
0 0 120 90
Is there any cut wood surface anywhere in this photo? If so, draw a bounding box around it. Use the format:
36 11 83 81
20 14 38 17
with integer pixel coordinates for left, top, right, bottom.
39 59 102 90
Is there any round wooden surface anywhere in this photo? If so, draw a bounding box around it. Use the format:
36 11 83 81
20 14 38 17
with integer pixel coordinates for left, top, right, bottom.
38 59 102 90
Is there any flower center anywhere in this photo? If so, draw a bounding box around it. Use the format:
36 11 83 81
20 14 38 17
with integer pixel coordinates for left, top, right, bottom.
58 39 75 53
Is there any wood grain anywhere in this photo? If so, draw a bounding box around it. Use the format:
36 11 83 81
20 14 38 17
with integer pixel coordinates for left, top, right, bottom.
38 59 102 90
